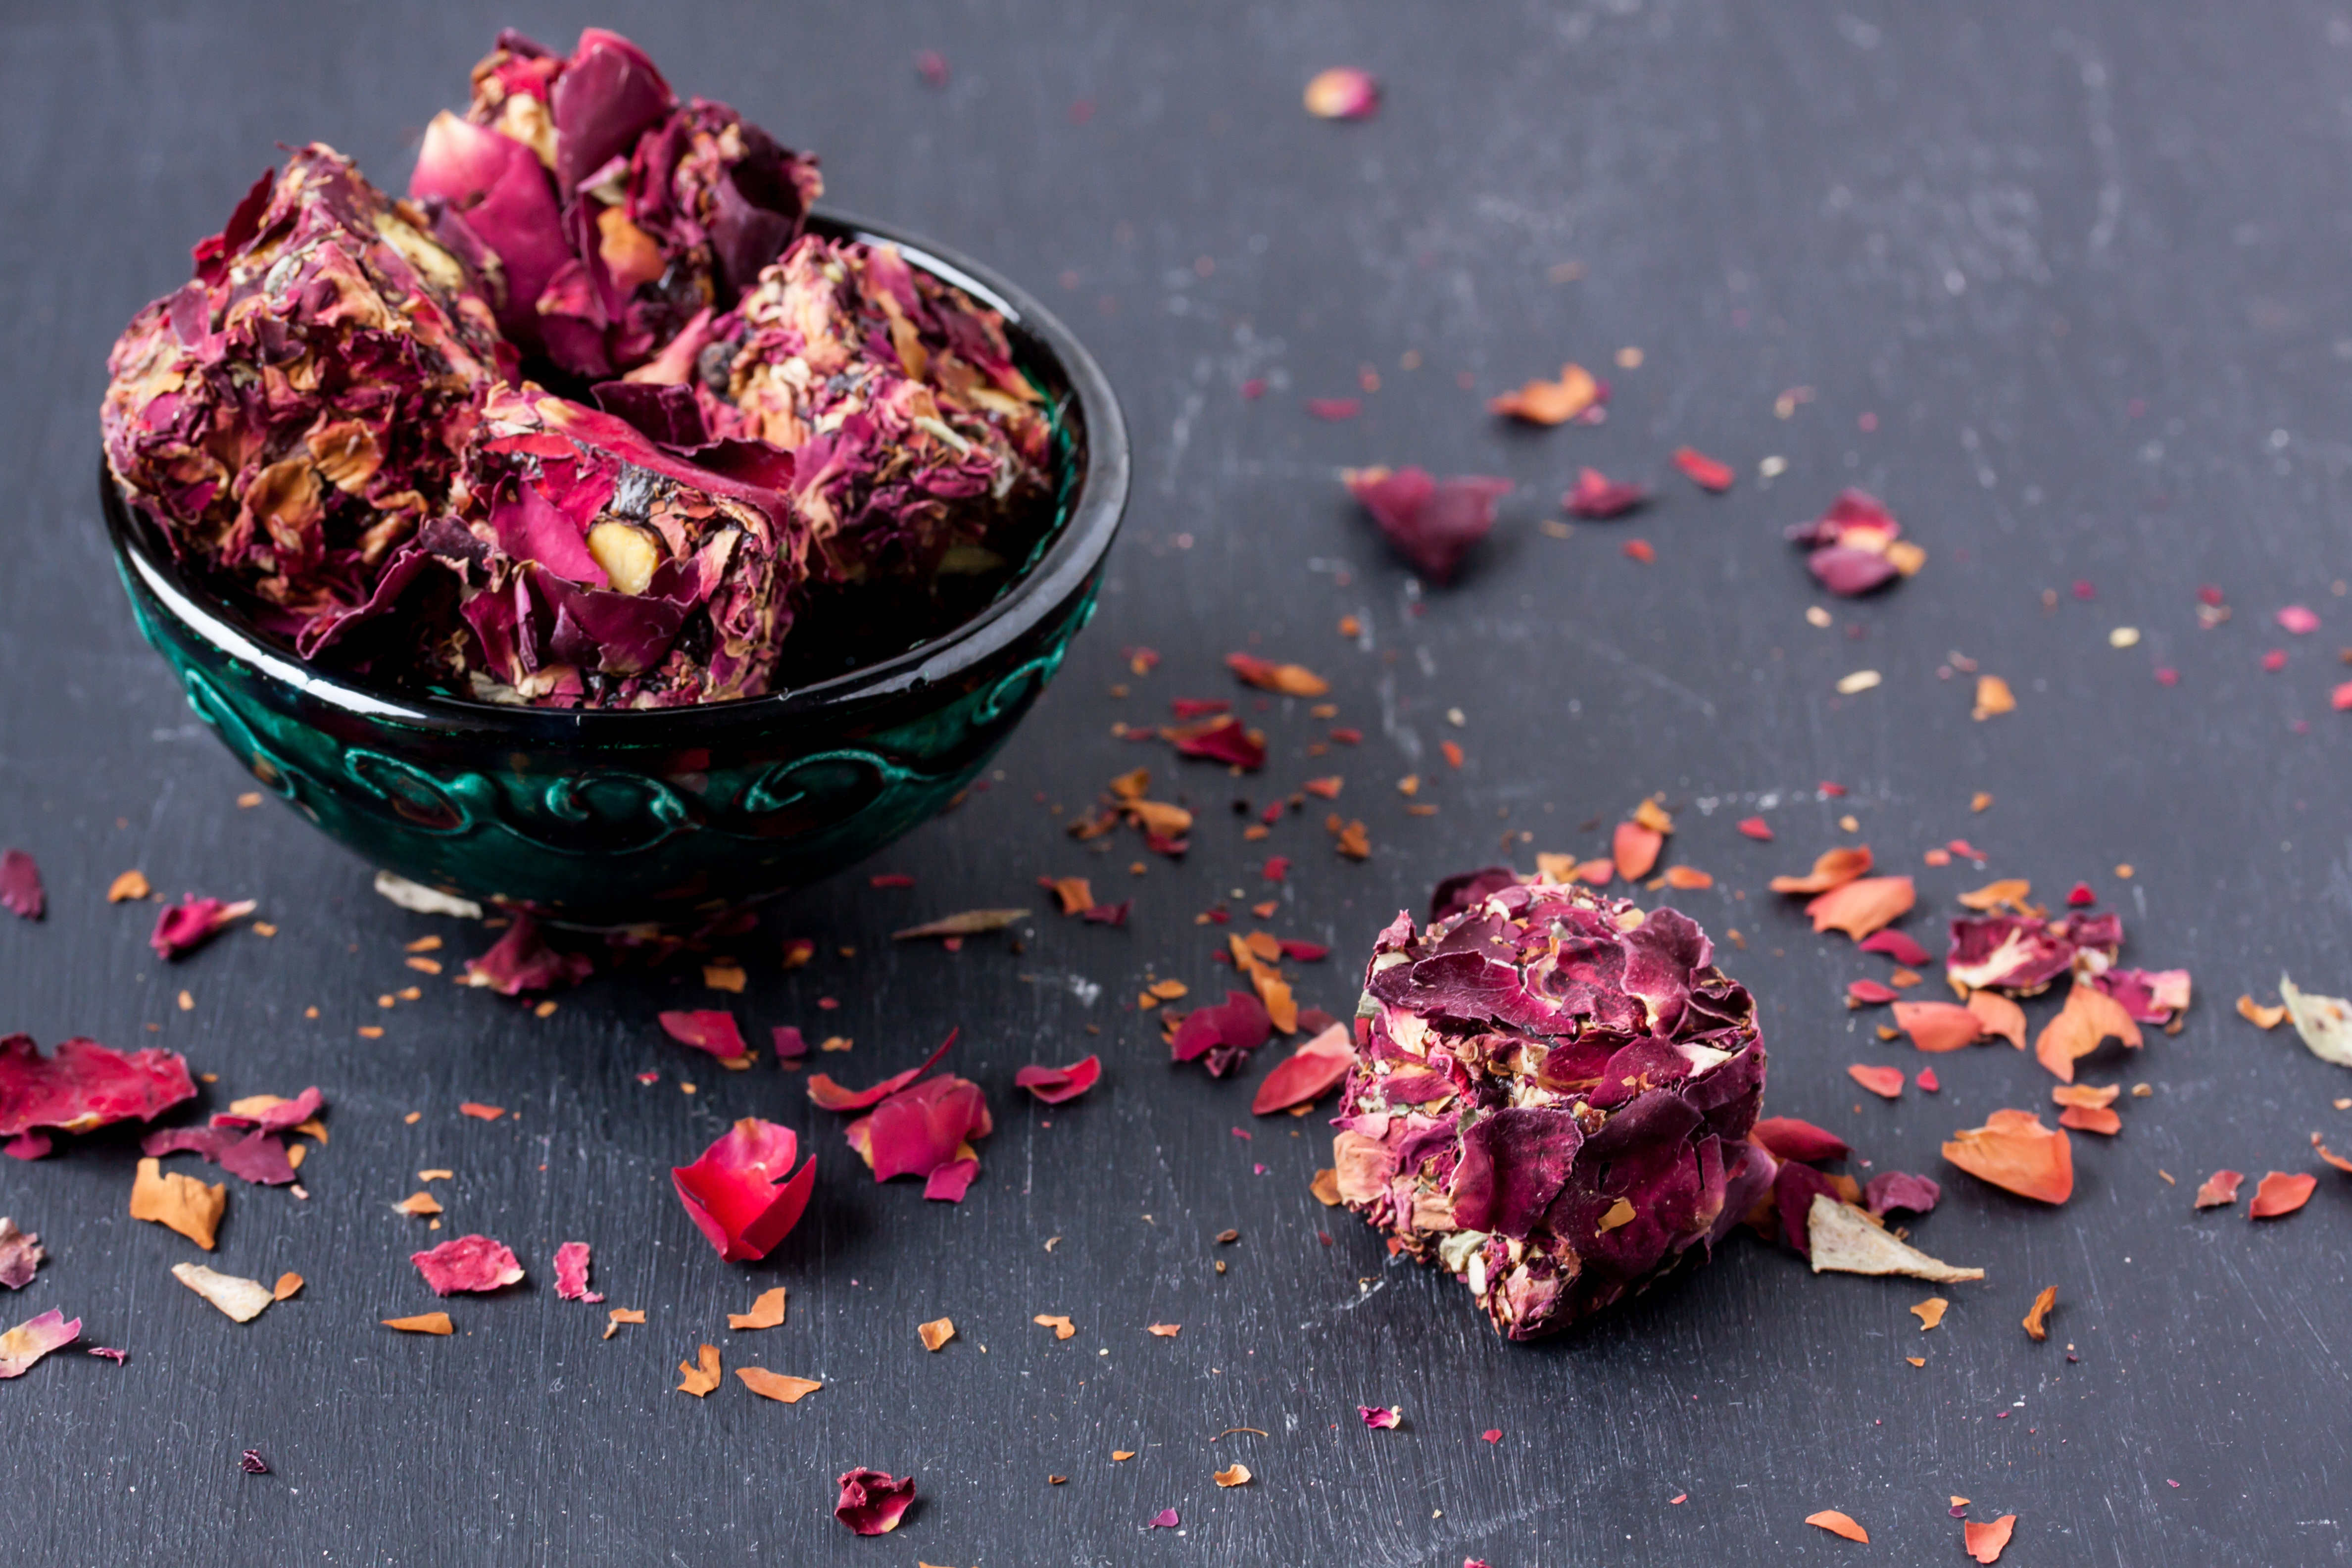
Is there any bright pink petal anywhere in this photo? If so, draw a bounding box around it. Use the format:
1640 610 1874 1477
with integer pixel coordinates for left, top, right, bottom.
671 1118 816 1261
1014 1055 1102 1105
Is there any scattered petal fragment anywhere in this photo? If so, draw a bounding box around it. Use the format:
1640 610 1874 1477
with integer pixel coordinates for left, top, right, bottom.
0 851 43 920
1250 1023 1352 1115
1673 447 1734 492
729 1287 787 1330
2278 975 2352 1067
0 1035 197 1150
1489 363 1598 425
411 1235 524 1295
1943 1110 2073 1204
2021 1285 2057 1340
0 1219 43 1290
1805 1510 1869 1544
1806 877 1915 939
2250 1171 2318 1219
834 1468 917 1535
1016 1055 1103 1105
677 1344 721 1396
1965 1514 2018 1564
129 1157 225 1249
1342 467 1513 584
918 1317 955 1351
736 1367 822 1403
1214 1463 1252 1487
171 1261 274 1323
1360 1404 1402 1429
1849 1064 1905 1099
0 1309 81 1376
382 1312 454 1335
1303 67 1379 119
2194 1170 2243 1209
1809 1196 1983 1282
553 1241 601 1303
1910 1296 1949 1330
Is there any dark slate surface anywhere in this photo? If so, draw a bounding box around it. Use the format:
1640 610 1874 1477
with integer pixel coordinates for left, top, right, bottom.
3 3 2349 1564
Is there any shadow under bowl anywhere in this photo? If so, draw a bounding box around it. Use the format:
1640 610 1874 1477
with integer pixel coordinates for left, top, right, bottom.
103 210 1129 929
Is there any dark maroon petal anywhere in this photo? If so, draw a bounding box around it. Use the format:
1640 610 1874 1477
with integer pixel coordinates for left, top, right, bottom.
833 1468 916 1535
1748 1116 1852 1165
771 1026 809 1061
148 897 250 960
549 29 675 197
1564 468 1649 520
589 379 713 449
140 1126 295 1185
1863 1172 1942 1217
1080 899 1132 927
1429 865 1519 923
1345 467 1513 583
1449 1107 1585 1238
1772 1161 1842 1256
0 851 43 920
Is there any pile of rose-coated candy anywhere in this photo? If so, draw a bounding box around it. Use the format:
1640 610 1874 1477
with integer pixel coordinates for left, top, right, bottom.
101 29 1052 708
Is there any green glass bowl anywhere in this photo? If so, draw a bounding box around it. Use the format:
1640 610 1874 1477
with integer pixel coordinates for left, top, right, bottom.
102 211 1128 929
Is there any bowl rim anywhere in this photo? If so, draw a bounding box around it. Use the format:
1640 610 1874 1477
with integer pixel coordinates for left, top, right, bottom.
103 206 1130 738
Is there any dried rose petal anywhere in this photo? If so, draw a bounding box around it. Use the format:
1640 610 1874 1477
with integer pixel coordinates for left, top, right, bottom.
1805 1510 1869 1544
2194 1169 2243 1208
1225 653 1330 697
807 1030 958 1111
1303 67 1379 120
1488 364 1599 425
1146 1507 1181 1529
1849 1064 1904 1098
2091 966 2191 1026
172 1261 275 1323
1768 845 1873 894
0 1308 80 1378
672 1118 816 1261
2032 981 2142 1083
1809 1195 1982 1282
922 1157 980 1202
149 897 256 960
0 1219 43 1290
1250 1024 1353 1115
411 1234 525 1295
458 916 592 994
1014 1055 1102 1105
0 1035 196 1149
1964 1513 2018 1564
1339 875 1767 1338
2249 1171 2318 1219
210 1085 325 1134
1864 1171 1942 1216
1749 1117 1850 1165
2278 605 2321 635
1359 1404 1402 1429
141 1126 296 1185
1671 447 1734 492
1893 1001 1985 1053
1966 988 2029 1049
845 1075 992 1182
1860 928 1932 967
1948 912 2121 995
659 1010 747 1060
1342 467 1513 584
1565 468 1648 519
553 1240 603 1302
0 851 43 920
1942 1109 2073 1204
1805 877 1915 939
1612 822 1663 882
834 1468 916 1535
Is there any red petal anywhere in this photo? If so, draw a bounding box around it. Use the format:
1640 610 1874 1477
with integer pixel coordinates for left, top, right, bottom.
671 1118 816 1261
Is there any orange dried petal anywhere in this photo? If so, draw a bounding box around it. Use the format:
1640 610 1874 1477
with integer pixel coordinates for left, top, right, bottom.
1805 877 1916 939
1957 878 2033 914
1487 363 1598 425
1662 866 1713 889
2249 1171 2318 1219
1768 845 1873 894
1894 1000 1984 1053
1849 1064 1905 1099
1612 822 1663 881
1805 1510 1869 1544
2032 981 2142 1083
1964 1513 2019 1564
1966 989 2028 1049
2021 1284 2057 1340
1942 1108 2073 1204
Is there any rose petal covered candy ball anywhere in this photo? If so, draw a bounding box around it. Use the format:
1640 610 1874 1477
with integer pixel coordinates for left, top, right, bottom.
1335 874 1771 1338
101 146 513 653
666 233 1054 588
